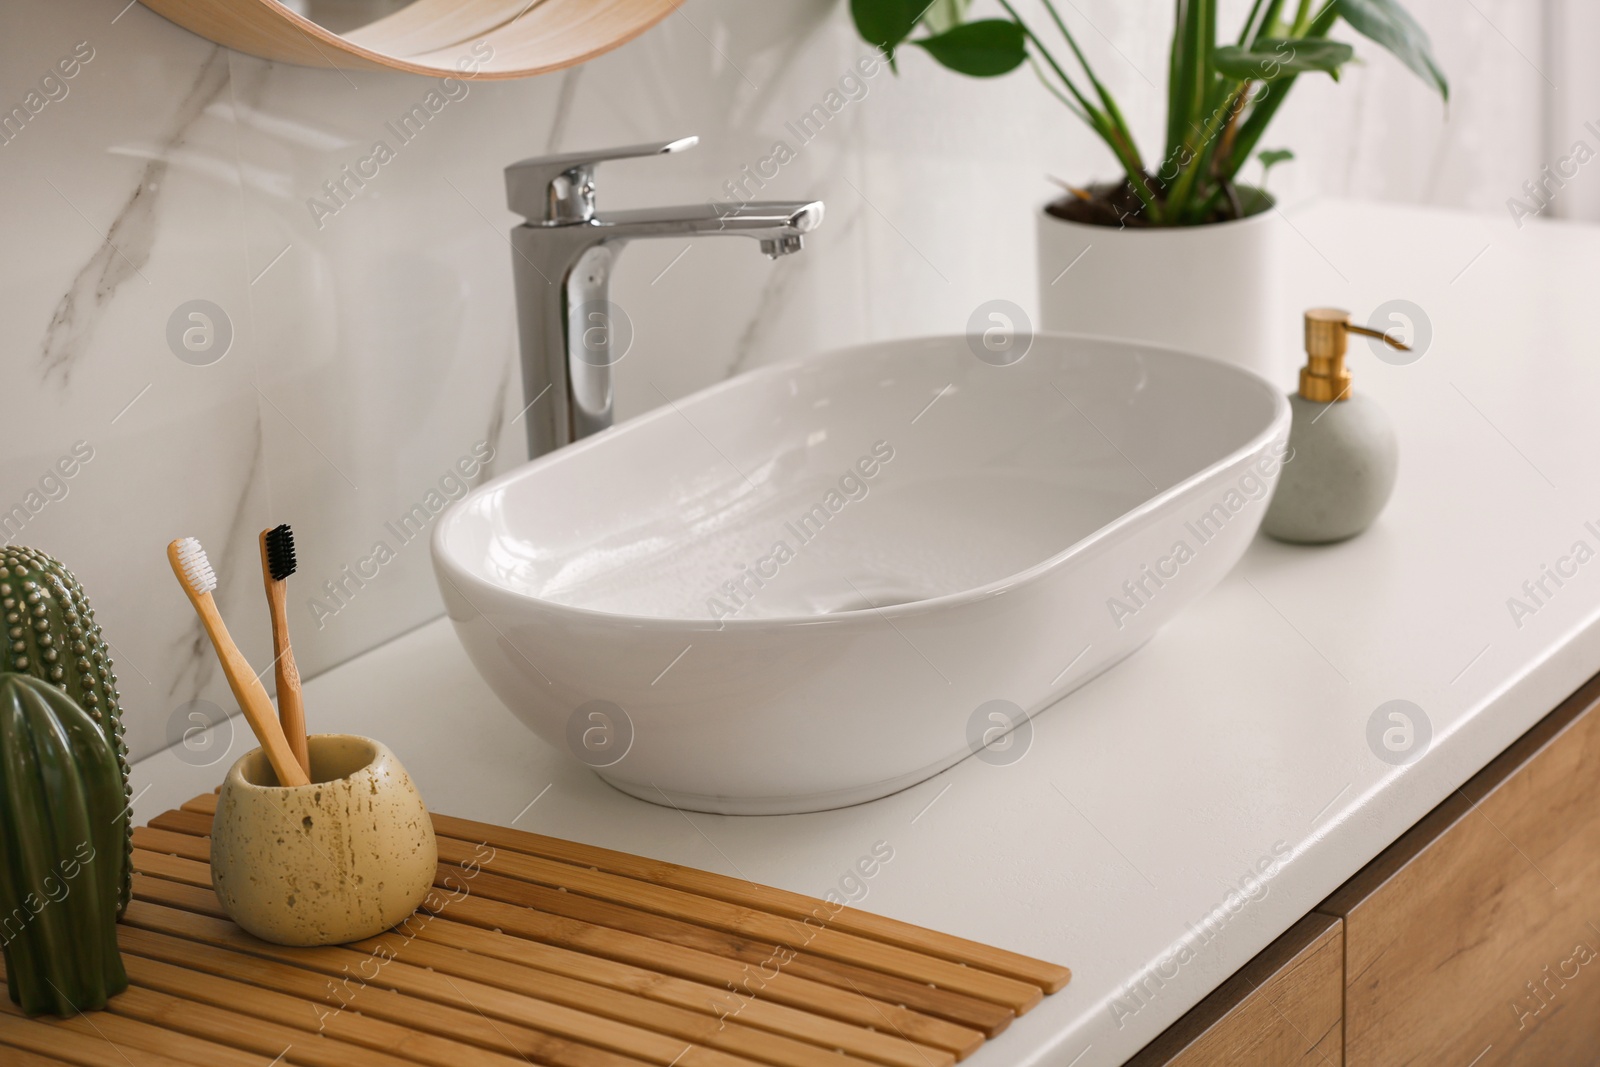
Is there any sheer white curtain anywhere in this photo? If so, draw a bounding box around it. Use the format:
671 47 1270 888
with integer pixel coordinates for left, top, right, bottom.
1257 0 1550 218
1042 0 1581 222
1277 0 1600 224
1542 0 1600 221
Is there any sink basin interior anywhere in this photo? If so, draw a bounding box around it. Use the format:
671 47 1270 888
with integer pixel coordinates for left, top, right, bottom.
445 336 1281 621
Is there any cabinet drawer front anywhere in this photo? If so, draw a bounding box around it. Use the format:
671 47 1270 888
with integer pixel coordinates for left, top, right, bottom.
1128 913 1342 1066
1322 673 1600 1065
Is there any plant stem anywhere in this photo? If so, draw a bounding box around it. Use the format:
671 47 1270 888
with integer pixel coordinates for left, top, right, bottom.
1027 56 1090 124
1166 0 1186 157
1290 0 1314 35
1255 0 1288 39
1193 185 1225 219
1214 82 1253 171
1219 175 1243 218
1190 81 1254 219
1165 78 1240 220
1001 0 1161 218
1166 0 1210 165
999 0 1094 115
1238 0 1268 45
1225 4 1337 176
1162 0 1224 222
1038 0 1144 173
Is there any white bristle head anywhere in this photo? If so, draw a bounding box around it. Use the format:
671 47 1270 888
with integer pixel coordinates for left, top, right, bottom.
175 537 217 594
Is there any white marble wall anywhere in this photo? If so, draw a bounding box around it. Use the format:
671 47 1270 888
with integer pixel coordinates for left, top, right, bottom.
0 0 1547 762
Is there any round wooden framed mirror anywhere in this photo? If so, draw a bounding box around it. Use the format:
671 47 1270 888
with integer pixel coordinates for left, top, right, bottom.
137 0 680 78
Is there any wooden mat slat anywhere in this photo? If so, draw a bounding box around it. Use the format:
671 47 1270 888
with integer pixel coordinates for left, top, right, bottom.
118 932 529 1067
354 932 942 1067
432 813 1069 992
137 819 1011 1043
120 954 438 1067
129 845 984 1051
120 886 764 1067
0 1012 201 1067
0 1043 77 1067
117 924 629 1067
131 825 209 862
129 870 929 1067
121 902 661 1067
429 877 1004 1046
386 913 985 1062
0 981 270 1067
104 980 402 1067
430 839 1042 1011
181 794 1068 992
430 863 1017 1035
130 848 213 889
152 807 1043 1012
133 865 915 1067
0 796 1066 1067
142 812 1021 1035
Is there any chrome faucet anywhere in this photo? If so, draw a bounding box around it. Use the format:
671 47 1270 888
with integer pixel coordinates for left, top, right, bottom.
504 136 825 458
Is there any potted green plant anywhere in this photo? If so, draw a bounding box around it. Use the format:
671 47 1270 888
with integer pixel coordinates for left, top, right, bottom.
851 0 1446 379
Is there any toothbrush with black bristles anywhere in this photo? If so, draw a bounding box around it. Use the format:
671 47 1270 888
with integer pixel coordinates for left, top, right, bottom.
260 524 310 778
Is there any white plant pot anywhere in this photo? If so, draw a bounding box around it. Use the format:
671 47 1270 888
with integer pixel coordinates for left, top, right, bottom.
1037 203 1285 385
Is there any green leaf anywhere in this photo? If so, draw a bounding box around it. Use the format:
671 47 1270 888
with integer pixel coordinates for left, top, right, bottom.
921 0 972 35
912 20 1028 77
1213 38 1354 80
1336 0 1448 100
1257 148 1294 192
851 0 924 63
1235 184 1275 217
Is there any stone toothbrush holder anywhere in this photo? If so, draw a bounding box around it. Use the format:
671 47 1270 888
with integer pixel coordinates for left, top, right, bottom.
211 734 437 947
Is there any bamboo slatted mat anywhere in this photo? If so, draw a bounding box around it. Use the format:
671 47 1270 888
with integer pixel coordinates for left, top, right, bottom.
0 793 1069 1067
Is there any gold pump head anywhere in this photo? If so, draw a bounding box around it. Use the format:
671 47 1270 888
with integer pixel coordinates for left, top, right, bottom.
1299 308 1411 403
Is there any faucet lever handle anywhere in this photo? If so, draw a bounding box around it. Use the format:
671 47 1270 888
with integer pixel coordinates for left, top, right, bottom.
506 135 699 224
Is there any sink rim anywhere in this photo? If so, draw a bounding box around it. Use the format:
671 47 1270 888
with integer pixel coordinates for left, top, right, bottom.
433 331 1291 629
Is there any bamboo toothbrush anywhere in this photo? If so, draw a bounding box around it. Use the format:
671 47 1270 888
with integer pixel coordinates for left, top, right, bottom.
260 524 310 778
168 537 310 788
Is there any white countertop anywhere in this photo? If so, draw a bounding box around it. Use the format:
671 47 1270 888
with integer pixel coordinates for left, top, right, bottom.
129 200 1600 1065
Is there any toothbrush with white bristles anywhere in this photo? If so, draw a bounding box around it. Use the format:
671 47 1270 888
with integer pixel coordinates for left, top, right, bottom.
168 537 310 787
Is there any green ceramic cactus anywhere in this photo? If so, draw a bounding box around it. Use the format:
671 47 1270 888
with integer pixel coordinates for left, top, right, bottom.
0 545 131 914
0 673 130 1016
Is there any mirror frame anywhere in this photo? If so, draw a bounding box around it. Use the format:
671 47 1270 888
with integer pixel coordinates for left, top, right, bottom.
138 0 681 78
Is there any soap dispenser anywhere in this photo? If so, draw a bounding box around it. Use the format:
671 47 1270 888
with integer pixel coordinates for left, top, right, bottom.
1263 308 1406 544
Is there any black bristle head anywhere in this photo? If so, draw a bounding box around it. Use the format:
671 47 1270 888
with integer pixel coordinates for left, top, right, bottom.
265 524 297 581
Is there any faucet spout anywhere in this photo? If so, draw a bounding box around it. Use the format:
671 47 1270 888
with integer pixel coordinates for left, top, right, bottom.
598 201 824 256
505 139 824 460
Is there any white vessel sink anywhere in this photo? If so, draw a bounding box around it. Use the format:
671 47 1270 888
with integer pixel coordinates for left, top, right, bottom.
432 335 1290 814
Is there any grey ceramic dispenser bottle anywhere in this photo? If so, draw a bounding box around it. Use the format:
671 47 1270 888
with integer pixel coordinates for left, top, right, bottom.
1263 308 1407 544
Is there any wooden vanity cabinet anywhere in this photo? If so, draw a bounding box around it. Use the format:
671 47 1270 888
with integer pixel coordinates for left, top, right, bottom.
1321 670 1600 1065
1135 670 1600 1065
1125 913 1343 1065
